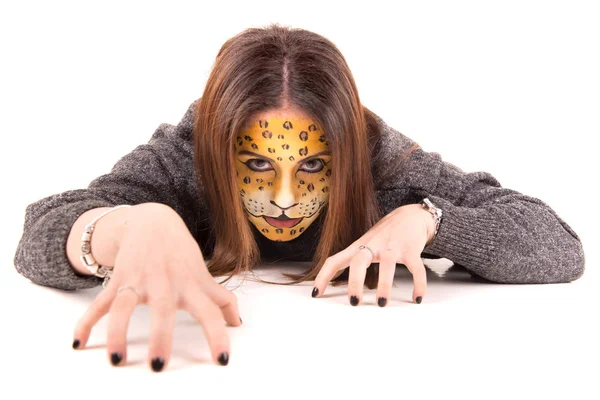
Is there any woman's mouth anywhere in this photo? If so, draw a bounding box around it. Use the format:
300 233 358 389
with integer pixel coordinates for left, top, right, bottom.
264 216 304 229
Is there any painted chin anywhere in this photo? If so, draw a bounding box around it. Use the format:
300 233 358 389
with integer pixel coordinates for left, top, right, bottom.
264 216 304 229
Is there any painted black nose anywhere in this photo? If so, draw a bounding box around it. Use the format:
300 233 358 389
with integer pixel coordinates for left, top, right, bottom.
270 200 298 210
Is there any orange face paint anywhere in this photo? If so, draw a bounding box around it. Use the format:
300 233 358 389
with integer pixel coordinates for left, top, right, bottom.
235 111 331 241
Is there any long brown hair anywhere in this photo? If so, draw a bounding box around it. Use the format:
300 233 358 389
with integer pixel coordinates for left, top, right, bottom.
193 23 418 290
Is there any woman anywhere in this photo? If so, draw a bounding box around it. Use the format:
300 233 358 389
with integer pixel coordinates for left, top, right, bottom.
13 24 585 372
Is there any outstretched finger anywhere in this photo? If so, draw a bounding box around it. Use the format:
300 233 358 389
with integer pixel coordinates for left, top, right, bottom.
200 280 242 328
404 253 427 304
181 283 231 367
146 280 177 373
346 249 372 306
72 284 118 349
106 287 140 366
311 244 361 298
375 247 397 307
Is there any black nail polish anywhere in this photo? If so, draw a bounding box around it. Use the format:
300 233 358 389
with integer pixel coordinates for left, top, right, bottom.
111 352 122 366
239 316 243 324
311 287 319 298
350 295 359 306
416 296 423 304
151 357 164 372
218 352 229 366
377 297 387 307
72 339 80 349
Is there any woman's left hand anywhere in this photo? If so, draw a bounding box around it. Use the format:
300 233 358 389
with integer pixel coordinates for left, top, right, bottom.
312 203 436 307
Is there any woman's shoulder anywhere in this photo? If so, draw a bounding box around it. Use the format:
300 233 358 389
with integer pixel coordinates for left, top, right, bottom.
367 109 422 191
150 98 200 143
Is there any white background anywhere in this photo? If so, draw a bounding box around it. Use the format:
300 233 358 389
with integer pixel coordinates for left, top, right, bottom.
1 1 598 399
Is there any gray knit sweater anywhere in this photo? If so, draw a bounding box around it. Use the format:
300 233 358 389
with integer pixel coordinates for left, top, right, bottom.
13 99 586 290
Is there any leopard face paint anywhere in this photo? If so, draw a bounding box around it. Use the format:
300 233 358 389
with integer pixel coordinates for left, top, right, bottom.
235 111 331 242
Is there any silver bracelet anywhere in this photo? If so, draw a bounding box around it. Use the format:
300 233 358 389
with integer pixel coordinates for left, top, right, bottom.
80 204 133 288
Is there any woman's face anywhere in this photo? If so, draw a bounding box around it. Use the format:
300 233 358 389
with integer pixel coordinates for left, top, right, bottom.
234 107 331 241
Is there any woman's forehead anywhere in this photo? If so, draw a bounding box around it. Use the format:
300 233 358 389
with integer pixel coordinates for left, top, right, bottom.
242 107 319 131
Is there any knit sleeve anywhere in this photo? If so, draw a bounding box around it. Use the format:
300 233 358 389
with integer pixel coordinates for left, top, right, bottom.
13 101 205 291
371 114 585 284
394 146 585 284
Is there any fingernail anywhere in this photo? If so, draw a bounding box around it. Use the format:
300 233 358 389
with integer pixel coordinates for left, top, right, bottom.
311 287 319 298
350 295 359 306
72 339 80 349
110 352 122 366
239 316 243 324
151 357 164 372
416 296 423 304
218 352 229 366
377 297 387 307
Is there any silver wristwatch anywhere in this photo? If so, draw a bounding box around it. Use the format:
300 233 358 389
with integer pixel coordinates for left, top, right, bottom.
420 197 443 242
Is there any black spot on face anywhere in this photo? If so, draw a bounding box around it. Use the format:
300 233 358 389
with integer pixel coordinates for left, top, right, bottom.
299 146 308 156
260 120 269 129
277 157 283 161
268 148 276 153
289 155 295 161
255 178 263 183
278 134 285 139
308 124 317 132
322 186 329 193
299 131 308 141
262 130 272 139
251 143 258 150
276 228 284 234
307 183 314 192
326 169 332 177
244 135 253 141
318 134 326 142
283 121 293 130
236 137 243 146
281 144 290 150
259 186 264 191
243 176 250 184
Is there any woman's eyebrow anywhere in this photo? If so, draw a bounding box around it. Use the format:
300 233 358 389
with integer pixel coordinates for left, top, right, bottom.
306 150 332 158
237 150 276 162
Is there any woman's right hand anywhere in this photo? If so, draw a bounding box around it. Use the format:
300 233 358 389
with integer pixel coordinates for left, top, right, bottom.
72 203 242 372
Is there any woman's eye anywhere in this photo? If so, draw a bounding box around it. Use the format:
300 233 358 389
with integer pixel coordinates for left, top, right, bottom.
245 159 273 172
244 158 326 173
300 159 325 173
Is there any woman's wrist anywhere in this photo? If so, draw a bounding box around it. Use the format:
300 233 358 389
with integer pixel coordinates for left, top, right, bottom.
413 204 437 246
89 205 134 269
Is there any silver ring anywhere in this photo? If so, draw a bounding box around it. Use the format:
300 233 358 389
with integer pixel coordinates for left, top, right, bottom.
117 285 141 298
356 244 375 259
